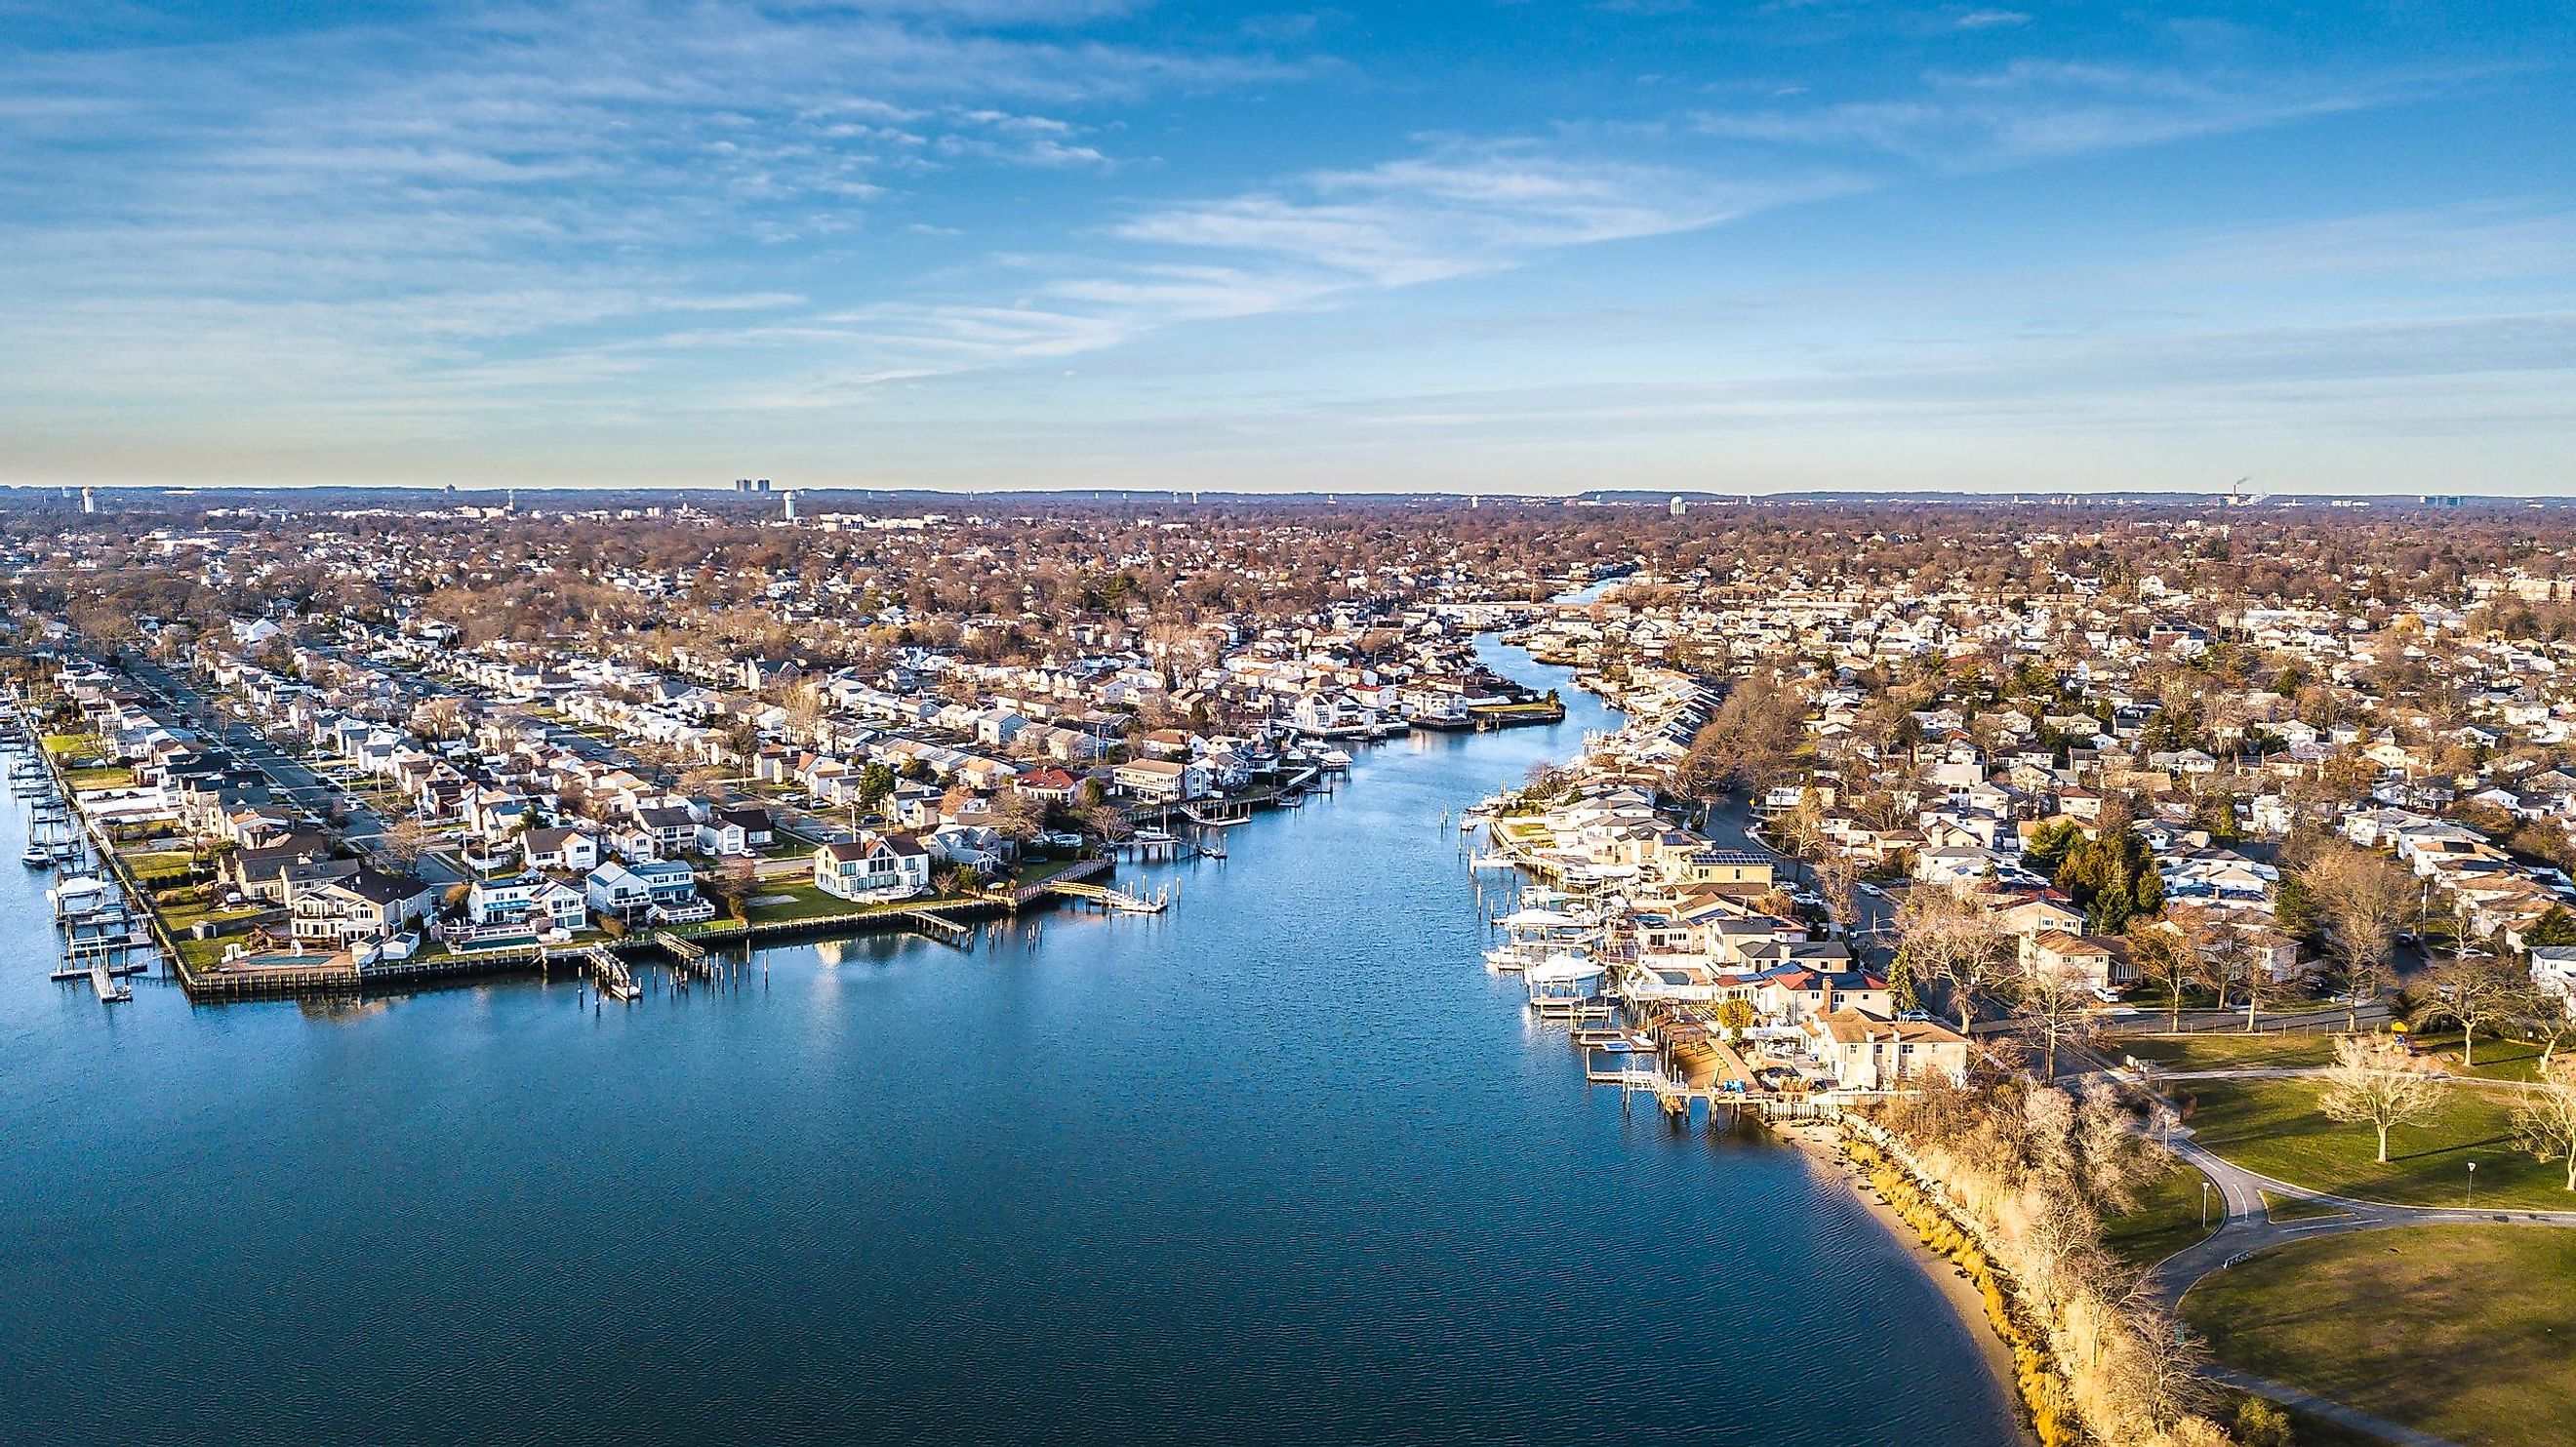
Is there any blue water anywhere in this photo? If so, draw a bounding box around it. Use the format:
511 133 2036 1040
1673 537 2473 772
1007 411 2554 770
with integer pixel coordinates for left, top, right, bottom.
1 644 2017 1446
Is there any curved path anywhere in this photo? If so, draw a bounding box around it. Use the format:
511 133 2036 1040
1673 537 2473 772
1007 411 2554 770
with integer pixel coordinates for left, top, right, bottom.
2143 1129 2576 1306
2104 1062 2576 1444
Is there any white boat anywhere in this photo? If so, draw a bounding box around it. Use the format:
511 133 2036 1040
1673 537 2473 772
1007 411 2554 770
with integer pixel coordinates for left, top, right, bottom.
20 844 50 867
50 876 110 916
1525 953 1606 1012
1458 811 1488 832
1316 748 1352 771
1468 852 1515 870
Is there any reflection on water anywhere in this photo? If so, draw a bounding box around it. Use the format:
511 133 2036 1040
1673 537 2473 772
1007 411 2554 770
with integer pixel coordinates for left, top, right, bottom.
0 640 2015 1447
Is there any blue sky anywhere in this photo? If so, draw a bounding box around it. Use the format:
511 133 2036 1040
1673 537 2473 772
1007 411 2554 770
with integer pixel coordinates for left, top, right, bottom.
4 1 2571 494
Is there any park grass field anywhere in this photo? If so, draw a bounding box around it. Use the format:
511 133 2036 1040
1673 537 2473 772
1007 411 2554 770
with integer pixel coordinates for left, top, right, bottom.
2185 1226 2576 1447
2116 1032 2337 1071
2259 1192 2349 1223
2184 1075 2570 1210
2102 1158 2216 1269
2403 1027 2553 1083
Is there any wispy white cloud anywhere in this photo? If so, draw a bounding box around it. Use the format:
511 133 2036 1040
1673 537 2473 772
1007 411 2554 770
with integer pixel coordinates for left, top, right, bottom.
731 142 1861 400
1692 57 2435 167
2157 203 2576 283
0 0 1292 433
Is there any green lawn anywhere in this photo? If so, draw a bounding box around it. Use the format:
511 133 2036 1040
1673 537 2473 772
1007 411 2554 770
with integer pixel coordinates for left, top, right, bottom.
743 881 871 924
2184 1076 2573 1210
2280 1404 2404 1447
2103 1157 2217 1269
1012 856 1095 887
158 900 268 934
2403 1028 2552 1084
119 849 197 884
2260 1192 2350 1223
738 881 991 928
41 733 94 757
63 764 136 790
2117 1032 2338 1071
2185 1226 2576 1447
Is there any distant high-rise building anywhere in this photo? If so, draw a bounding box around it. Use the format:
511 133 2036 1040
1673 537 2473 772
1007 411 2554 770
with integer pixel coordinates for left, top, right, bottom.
783 490 797 521
1669 497 1687 517
80 486 95 514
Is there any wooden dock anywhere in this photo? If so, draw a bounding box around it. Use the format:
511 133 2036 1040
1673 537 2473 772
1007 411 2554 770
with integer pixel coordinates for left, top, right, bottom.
895 905 973 946
1046 879 1169 913
576 944 640 1002
89 959 133 1002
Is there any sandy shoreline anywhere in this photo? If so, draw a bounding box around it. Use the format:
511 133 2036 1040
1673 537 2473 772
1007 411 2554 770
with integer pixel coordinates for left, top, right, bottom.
1773 1116 2040 1447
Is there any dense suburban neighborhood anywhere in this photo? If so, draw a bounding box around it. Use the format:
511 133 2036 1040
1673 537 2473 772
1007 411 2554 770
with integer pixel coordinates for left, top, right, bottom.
13 490 2576 1447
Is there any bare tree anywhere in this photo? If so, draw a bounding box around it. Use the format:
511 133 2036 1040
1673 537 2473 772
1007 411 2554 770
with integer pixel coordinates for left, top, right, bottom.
2414 952 2533 1067
1896 883 2010 1032
2133 909 2210 1033
2317 1034 2447 1163
704 856 759 923
2512 1058 2576 1192
2013 965 2099 1080
379 816 434 870
2301 845 2414 1028
1815 850 1861 944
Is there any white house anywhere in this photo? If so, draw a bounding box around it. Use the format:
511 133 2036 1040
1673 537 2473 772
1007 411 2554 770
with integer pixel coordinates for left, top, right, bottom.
814 832 933 902
522 825 601 874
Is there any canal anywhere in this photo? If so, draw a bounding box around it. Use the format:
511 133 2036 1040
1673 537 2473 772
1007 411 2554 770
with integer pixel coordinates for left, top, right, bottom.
0 642 2017 1446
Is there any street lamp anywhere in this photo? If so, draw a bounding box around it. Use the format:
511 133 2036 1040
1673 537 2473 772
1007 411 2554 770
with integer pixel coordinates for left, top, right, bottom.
2467 1160 2476 1207
2200 1179 2211 1229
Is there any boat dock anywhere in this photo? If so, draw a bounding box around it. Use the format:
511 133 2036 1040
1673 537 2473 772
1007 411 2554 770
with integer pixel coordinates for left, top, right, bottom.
1046 879 1170 913
576 945 640 1002
896 905 974 946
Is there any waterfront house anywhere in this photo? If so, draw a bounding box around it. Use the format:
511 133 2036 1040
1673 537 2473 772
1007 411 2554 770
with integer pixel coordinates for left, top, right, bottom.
1112 758 1206 803
466 873 588 934
586 858 707 922
1799 1009 1972 1090
814 832 932 902
291 867 436 945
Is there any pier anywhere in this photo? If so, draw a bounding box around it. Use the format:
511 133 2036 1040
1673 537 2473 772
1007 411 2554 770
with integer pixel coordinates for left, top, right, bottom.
895 904 974 946
1046 879 1170 913
576 944 640 1002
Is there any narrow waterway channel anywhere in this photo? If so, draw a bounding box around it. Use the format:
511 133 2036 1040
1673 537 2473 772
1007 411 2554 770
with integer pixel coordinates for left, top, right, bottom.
0 640 2017 1447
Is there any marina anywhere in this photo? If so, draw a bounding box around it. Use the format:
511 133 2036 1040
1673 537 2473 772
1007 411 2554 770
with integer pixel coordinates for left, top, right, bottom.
7 714 159 1003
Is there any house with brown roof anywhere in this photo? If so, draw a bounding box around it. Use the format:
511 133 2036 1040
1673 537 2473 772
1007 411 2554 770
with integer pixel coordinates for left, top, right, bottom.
1800 1009 1972 1090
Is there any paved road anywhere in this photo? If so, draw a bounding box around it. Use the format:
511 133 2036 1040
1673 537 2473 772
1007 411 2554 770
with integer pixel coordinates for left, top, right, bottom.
2100 1001 2395 1036
2128 1080 2576 1308
1702 800 1899 962
2203 1367 2468 1447
118 654 460 886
